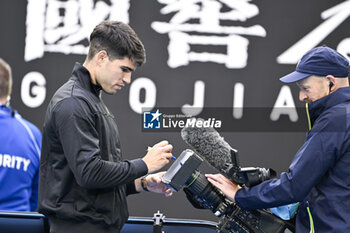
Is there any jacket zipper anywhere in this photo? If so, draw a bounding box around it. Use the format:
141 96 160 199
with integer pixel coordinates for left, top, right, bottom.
305 105 315 232
305 103 312 132
306 201 315 233
99 95 110 115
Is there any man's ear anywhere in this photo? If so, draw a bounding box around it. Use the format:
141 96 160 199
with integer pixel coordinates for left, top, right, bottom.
326 75 336 91
96 50 108 66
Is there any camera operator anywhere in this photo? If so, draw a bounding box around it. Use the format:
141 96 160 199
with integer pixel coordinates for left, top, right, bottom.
206 45 350 233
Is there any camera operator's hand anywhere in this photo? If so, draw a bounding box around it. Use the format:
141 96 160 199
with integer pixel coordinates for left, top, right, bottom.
135 172 173 197
142 140 173 174
206 174 241 202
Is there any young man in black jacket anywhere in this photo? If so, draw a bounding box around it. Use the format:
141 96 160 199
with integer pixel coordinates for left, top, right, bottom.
38 21 173 233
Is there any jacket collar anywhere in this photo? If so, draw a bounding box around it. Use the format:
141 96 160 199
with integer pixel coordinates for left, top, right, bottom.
71 63 102 97
308 86 350 126
0 104 16 117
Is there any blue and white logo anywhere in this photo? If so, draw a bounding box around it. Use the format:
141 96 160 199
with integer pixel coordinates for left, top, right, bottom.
143 110 162 129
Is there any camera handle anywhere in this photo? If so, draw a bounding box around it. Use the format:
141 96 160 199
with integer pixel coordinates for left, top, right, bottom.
222 149 246 185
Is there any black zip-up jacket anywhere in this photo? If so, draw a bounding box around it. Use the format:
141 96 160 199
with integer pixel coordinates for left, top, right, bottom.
38 63 148 233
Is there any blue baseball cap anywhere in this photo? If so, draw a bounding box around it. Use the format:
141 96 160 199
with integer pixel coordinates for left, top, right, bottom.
280 45 349 83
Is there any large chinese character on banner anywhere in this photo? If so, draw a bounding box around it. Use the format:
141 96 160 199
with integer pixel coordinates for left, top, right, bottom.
151 0 266 69
25 0 130 62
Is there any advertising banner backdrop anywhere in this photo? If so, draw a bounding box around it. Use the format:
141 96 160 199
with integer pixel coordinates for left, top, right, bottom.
0 0 349 221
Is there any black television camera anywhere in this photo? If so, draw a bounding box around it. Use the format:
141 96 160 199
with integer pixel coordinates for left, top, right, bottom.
162 149 295 233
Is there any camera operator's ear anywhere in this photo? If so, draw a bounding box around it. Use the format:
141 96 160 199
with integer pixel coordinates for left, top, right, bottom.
326 75 335 93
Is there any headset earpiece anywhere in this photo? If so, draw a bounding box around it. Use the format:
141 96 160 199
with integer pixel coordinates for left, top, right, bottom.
329 82 334 89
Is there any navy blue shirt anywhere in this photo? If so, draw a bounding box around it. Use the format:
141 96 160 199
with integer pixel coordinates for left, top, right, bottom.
0 105 41 211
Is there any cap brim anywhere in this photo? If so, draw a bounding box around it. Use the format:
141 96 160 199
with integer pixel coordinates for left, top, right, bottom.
280 71 311 83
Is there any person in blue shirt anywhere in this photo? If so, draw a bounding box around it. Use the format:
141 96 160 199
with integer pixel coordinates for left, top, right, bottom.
0 58 42 212
206 46 350 232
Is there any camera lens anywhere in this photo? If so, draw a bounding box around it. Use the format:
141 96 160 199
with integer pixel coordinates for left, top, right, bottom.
184 170 232 216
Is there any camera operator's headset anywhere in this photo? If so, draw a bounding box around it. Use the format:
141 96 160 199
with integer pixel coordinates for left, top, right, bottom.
329 81 334 92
